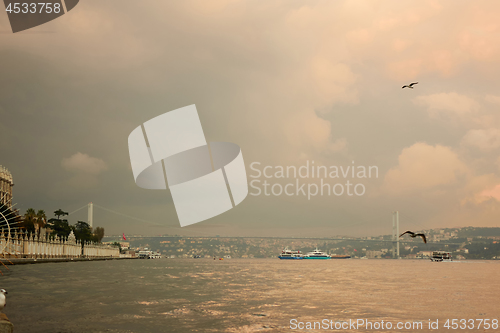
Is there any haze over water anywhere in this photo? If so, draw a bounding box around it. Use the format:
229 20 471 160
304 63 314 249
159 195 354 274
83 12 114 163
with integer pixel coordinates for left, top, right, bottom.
3 259 499 332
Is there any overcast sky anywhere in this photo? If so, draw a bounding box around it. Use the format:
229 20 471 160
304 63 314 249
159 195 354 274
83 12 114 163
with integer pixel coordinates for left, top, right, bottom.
1 1 500 237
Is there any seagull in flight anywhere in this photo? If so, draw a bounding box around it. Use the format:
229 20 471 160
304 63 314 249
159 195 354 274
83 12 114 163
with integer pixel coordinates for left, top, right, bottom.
402 82 418 89
0 289 7 311
399 231 427 244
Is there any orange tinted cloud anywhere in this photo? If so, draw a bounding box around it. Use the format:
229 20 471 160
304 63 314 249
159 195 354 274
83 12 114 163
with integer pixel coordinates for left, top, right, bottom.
383 143 468 194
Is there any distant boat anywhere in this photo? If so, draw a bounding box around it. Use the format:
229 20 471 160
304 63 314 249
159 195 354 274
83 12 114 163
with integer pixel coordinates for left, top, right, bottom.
330 254 351 259
138 250 151 259
430 251 452 262
138 250 161 259
278 247 303 260
303 248 330 259
150 252 162 259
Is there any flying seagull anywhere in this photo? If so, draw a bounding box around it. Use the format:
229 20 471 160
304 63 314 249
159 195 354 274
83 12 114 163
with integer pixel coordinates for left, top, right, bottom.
402 82 418 89
399 230 427 244
0 289 7 311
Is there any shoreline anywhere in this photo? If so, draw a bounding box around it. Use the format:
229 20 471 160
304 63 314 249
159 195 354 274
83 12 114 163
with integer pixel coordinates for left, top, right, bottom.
0 257 137 265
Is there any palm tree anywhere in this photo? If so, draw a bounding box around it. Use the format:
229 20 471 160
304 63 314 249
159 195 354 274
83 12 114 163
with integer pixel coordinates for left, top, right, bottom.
35 209 47 237
36 210 47 229
22 208 37 235
25 208 36 218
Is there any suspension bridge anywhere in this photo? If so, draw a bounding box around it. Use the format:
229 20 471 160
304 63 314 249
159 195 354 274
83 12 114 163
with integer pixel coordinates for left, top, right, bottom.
2 196 462 259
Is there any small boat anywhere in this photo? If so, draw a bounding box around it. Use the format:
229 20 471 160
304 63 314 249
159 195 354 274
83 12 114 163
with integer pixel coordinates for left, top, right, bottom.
138 250 162 259
330 254 351 259
430 251 452 262
150 252 162 259
138 250 152 259
303 248 330 259
278 247 303 260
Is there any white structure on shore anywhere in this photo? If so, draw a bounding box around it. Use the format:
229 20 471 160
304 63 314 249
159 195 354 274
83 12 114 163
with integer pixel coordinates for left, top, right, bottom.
0 228 119 259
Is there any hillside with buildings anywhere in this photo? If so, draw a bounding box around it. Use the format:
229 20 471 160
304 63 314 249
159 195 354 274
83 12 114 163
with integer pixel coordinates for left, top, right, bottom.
106 227 500 260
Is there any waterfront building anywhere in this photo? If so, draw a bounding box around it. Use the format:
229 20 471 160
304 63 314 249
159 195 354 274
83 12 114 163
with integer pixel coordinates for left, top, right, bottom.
0 166 13 207
366 250 383 259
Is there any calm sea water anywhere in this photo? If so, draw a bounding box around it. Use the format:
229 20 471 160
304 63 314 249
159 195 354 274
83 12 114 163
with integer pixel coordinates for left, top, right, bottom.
1 259 499 332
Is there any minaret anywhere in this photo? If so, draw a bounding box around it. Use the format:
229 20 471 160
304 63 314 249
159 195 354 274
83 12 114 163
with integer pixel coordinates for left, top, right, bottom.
88 202 93 228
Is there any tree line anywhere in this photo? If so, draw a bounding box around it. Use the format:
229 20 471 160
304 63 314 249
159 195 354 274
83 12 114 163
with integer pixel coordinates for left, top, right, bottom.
18 207 105 243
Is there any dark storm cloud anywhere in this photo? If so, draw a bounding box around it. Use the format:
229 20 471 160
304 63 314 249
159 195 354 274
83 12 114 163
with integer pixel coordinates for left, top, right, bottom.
2 1 500 236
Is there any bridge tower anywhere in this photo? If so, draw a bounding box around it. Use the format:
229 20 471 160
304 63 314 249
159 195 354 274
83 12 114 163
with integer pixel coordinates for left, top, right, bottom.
392 211 400 259
88 202 93 228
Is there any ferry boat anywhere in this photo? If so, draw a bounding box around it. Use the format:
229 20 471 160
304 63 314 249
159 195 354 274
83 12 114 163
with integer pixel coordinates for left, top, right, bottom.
138 250 162 259
303 248 330 259
430 251 452 262
278 247 303 259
